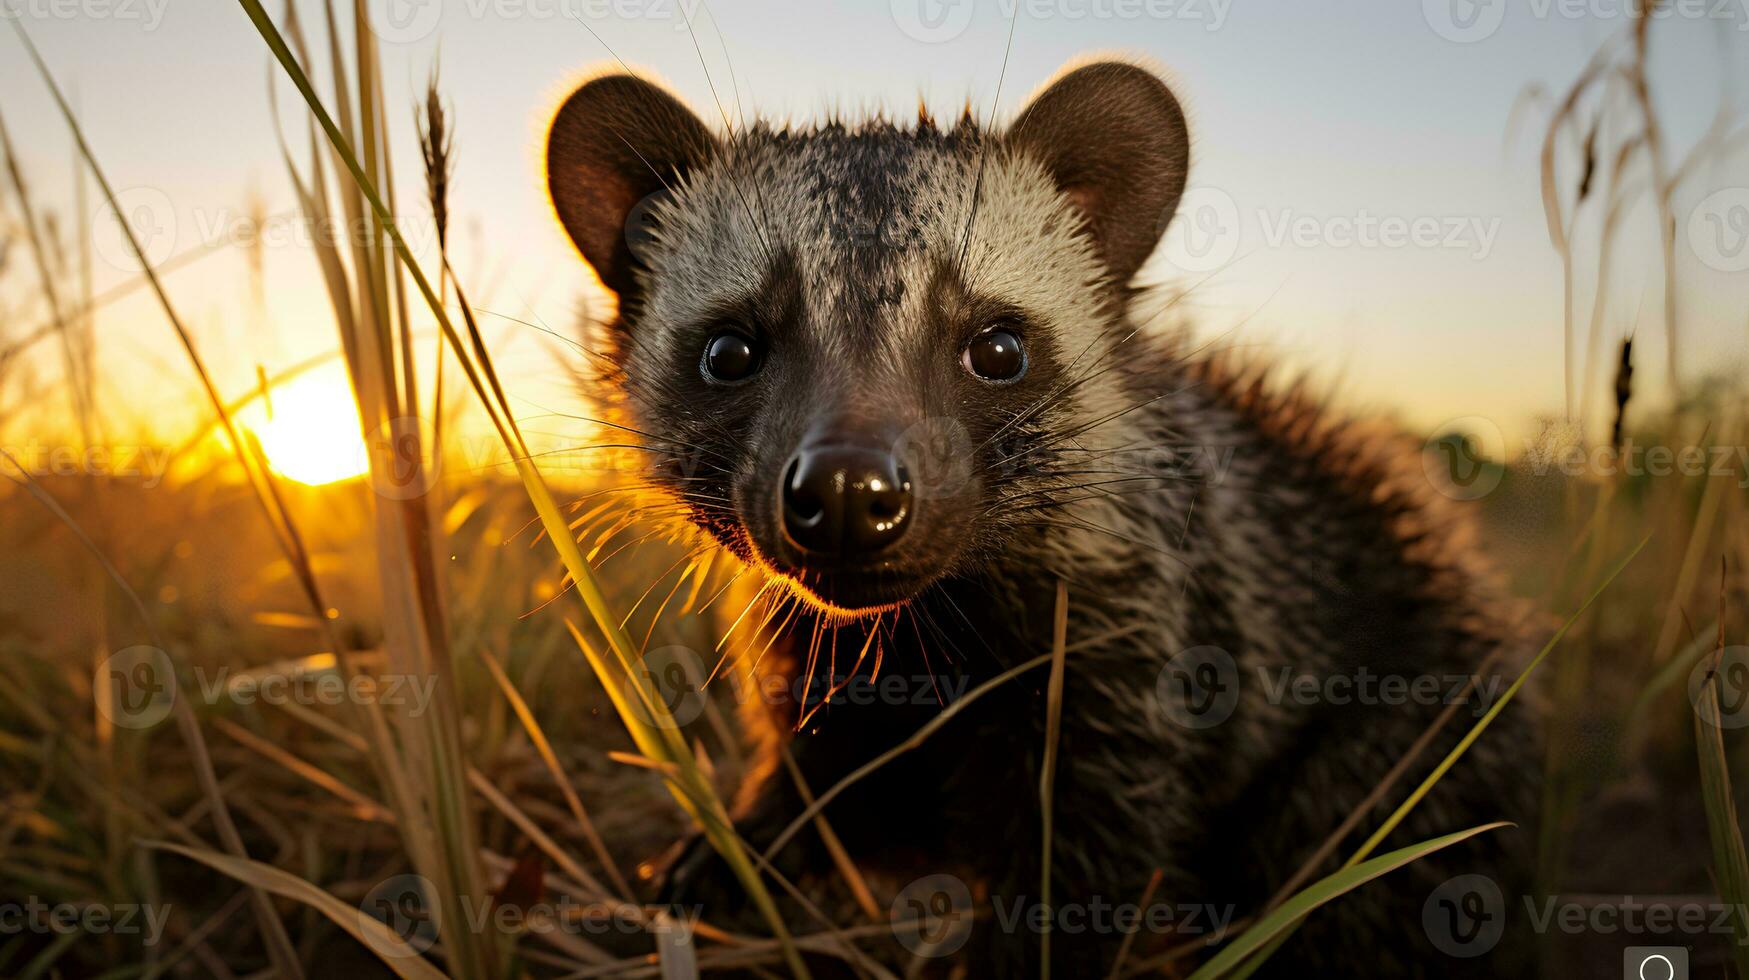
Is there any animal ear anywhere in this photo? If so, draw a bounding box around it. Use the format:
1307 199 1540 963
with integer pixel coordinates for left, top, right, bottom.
546 74 717 300
1007 61 1189 284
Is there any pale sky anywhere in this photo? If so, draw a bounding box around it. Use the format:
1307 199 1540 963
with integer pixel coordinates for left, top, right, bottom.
2 0 1747 456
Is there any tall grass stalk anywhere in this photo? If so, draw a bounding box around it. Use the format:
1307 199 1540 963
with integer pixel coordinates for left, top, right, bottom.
1038 580 1069 978
234 1 809 974
1691 568 1749 977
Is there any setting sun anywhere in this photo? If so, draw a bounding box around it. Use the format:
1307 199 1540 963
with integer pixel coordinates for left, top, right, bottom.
243 365 370 487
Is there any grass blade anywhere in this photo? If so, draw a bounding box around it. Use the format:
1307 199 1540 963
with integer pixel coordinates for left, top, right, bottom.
146 841 449 980
1692 564 1749 976
1185 823 1512 980
1039 580 1069 978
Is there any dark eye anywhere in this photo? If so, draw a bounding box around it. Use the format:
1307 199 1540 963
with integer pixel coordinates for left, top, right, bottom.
961 326 1026 382
702 331 761 383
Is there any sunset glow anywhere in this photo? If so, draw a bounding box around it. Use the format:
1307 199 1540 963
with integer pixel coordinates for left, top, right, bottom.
244 367 369 487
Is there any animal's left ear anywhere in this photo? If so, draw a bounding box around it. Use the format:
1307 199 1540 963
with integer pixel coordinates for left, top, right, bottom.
546 73 718 302
1007 61 1189 284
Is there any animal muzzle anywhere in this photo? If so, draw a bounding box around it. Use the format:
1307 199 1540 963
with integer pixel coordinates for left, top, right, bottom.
780 444 913 561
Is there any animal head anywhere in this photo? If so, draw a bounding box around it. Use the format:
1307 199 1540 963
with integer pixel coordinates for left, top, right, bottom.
547 60 1189 616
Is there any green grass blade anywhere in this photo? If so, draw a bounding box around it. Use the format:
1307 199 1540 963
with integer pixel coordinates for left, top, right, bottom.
1185 823 1512 980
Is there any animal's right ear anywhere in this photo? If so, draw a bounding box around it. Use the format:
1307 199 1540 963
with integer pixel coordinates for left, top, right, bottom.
1007 62 1189 286
546 74 716 300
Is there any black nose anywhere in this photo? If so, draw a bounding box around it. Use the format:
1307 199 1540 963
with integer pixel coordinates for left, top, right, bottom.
781 445 913 559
